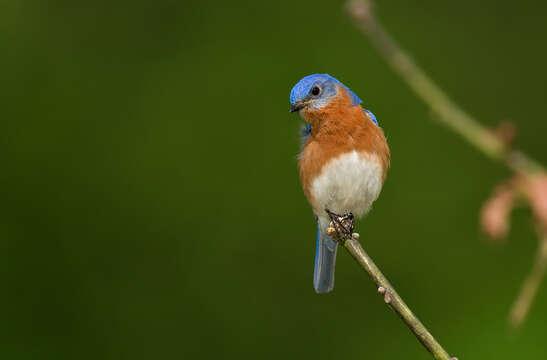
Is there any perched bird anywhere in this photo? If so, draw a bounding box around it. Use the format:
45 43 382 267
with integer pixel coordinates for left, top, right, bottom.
290 74 390 294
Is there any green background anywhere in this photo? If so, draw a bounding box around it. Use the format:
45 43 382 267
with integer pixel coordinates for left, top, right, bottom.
2 0 547 358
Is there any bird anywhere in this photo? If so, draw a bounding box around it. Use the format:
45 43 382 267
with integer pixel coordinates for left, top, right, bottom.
289 74 390 294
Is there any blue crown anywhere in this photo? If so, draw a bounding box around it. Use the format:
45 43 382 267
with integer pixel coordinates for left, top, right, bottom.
289 74 362 106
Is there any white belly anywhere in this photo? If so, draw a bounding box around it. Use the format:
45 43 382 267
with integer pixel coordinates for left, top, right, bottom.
311 150 383 218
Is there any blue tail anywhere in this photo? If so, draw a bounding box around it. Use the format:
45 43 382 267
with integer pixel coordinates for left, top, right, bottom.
313 223 338 294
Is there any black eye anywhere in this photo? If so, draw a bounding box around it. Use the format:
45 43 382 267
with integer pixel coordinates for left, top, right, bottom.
311 86 321 96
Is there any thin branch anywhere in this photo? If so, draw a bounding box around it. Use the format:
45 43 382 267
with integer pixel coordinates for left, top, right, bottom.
340 233 455 360
345 0 544 175
509 230 547 328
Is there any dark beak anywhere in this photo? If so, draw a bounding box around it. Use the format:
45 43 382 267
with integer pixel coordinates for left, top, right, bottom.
289 102 304 113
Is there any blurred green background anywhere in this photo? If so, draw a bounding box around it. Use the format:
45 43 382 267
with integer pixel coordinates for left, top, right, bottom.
2 0 547 358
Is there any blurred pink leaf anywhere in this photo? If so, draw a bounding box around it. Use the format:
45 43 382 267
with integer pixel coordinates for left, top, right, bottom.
480 183 516 240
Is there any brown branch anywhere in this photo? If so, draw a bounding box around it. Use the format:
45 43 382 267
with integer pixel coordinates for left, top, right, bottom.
340 233 456 360
345 0 544 175
509 230 547 328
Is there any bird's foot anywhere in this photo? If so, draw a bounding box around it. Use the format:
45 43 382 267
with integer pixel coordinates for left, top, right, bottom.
325 209 355 241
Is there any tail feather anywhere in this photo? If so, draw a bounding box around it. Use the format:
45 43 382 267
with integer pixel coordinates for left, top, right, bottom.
313 224 338 294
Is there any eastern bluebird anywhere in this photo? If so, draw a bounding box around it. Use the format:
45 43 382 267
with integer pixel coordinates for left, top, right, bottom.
290 74 390 293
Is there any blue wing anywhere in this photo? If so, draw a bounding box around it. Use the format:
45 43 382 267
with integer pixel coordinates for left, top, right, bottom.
364 109 378 126
299 123 311 147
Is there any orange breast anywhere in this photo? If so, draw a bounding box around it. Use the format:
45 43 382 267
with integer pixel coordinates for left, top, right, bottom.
298 88 390 211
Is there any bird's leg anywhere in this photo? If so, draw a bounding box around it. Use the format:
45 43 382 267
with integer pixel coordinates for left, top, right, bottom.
325 209 355 240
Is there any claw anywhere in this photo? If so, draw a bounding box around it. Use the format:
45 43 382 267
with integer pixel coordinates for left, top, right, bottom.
325 209 355 238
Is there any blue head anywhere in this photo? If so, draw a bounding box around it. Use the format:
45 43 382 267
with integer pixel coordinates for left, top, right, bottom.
289 74 362 113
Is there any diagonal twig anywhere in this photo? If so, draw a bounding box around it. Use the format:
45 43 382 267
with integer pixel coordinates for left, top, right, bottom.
338 232 456 360
345 0 544 175
509 229 547 328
